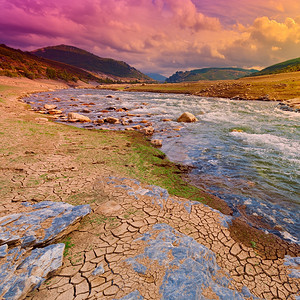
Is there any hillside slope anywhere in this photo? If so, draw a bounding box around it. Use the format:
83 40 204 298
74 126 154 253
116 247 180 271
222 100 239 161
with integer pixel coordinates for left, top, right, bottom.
32 45 151 81
249 57 300 77
0 44 101 83
166 68 258 83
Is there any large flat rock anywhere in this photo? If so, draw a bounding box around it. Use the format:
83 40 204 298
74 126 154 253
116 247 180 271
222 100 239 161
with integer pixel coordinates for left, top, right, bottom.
0 201 91 299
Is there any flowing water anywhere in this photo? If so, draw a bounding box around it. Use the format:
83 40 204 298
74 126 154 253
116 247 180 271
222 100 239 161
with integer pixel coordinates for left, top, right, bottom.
25 89 300 244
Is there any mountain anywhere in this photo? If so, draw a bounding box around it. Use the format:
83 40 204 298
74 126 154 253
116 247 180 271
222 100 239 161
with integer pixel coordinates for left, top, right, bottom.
165 68 258 83
31 45 151 82
145 73 167 82
0 44 103 83
248 57 300 77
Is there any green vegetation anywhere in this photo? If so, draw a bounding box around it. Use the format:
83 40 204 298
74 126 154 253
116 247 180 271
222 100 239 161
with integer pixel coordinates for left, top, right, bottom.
31 45 152 82
248 57 300 77
166 67 258 82
62 237 74 257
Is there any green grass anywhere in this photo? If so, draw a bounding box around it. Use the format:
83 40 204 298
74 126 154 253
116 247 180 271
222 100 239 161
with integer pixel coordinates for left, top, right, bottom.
62 237 74 257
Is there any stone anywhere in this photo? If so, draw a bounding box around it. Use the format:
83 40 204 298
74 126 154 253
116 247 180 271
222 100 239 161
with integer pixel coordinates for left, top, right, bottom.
92 264 105 276
95 118 104 124
127 224 250 300
150 139 162 147
44 104 57 110
177 112 198 122
0 244 8 258
68 112 91 122
106 117 120 124
0 244 64 300
48 109 63 115
95 201 122 216
0 201 91 299
140 126 154 135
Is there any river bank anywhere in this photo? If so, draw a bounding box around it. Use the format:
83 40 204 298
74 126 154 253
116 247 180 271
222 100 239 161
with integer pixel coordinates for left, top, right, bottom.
0 76 299 299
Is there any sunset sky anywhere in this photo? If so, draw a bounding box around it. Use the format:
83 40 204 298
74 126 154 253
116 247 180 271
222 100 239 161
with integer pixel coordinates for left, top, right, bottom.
0 0 299 76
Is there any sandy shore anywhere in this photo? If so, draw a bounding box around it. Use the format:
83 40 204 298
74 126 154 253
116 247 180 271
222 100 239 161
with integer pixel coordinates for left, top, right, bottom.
0 76 299 299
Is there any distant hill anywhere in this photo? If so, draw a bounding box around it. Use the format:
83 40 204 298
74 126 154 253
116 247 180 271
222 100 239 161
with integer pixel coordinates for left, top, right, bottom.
248 57 300 77
32 45 151 82
145 73 167 82
0 44 103 83
165 68 258 83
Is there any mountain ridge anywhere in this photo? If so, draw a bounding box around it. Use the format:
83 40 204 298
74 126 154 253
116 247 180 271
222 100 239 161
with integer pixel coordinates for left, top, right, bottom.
31 45 152 82
247 57 300 77
166 67 258 82
0 44 102 83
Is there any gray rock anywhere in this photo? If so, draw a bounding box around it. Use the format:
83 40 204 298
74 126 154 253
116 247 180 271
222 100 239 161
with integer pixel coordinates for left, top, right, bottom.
128 223 254 300
0 244 8 258
0 201 91 247
0 201 91 299
1 244 64 300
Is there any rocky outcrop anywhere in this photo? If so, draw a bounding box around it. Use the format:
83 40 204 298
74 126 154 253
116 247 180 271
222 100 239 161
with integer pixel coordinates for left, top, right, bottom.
0 201 91 299
177 112 198 122
68 112 91 122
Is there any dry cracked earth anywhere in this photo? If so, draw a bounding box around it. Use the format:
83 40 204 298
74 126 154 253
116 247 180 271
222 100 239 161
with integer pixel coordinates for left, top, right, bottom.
0 77 299 300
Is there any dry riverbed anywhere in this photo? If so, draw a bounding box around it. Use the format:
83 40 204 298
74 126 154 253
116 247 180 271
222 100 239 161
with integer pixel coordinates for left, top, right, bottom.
0 76 299 299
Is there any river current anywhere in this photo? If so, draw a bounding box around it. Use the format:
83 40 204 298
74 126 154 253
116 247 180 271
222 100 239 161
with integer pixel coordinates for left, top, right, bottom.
25 89 300 244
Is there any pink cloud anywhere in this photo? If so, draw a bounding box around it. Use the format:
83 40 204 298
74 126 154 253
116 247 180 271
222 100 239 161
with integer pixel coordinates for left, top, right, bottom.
0 0 299 75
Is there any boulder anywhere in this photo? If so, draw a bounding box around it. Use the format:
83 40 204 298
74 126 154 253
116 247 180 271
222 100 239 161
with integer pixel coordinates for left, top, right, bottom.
177 112 198 123
106 117 120 124
141 126 155 135
0 201 91 300
44 104 57 110
68 112 91 122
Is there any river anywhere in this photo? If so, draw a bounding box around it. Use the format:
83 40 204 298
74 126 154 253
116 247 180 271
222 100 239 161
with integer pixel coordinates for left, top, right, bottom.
25 89 300 244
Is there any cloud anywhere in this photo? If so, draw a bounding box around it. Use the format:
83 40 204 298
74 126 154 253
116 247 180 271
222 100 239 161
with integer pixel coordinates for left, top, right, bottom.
221 16 300 67
0 0 299 75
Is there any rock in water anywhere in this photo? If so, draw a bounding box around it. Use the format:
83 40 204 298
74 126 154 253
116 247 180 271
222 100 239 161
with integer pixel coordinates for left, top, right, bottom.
106 117 120 124
140 126 155 135
68 112 91 122
177 112 198 123
44 104 57 110
151 139 162 147
0 201 91 299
